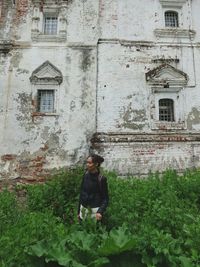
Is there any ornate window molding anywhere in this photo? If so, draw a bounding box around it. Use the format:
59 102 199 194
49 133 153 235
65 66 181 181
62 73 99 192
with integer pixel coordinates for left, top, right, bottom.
146 64 188 87
31 4 67 42
30 60 63 85
146 64 188 130
159 0 187 8
157 0 195 41
30 61 63 116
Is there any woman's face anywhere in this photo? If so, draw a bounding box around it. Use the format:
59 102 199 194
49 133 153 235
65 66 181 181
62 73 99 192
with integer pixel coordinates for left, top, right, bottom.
86 157 97 172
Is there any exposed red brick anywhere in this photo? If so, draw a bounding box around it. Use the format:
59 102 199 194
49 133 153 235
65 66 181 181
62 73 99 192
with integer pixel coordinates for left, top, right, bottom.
16 0 28 18
41 144 49 151
1 154 17 161
32 156 45 162
31 99 37 107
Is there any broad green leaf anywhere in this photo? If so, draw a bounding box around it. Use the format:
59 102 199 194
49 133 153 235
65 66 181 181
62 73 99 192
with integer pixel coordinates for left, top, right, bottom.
28 240 47 257
179 256 194 267
87 257 110 267
98 225 137 256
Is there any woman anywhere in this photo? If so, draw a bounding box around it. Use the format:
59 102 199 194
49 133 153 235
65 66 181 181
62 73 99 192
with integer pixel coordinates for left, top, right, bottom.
78 154 109 221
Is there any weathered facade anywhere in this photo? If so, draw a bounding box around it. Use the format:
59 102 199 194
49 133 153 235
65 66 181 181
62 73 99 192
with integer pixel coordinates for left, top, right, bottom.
1 0 200 180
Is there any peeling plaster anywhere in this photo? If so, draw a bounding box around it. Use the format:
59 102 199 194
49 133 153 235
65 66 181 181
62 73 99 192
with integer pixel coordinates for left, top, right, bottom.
15 92 32 131
80 49 92 72
79 49 94 107
187 107 200 130
1 0 200 180
119 103 146 130
10 51 23 68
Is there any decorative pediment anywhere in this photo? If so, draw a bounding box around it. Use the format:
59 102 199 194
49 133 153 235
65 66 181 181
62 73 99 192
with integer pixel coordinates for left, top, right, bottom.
146 64 188 87
159 0 187 8
30 61 63 85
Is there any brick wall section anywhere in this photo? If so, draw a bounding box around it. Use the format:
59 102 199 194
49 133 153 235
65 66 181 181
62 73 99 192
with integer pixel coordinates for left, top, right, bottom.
0 0 10 24
16 155 48 181
0 153 49 185
15 0 29 21
0 0 29 36
1 154 17 161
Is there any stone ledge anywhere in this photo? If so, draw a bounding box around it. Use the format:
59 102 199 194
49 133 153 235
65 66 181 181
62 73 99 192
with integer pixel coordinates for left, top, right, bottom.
31 33 66 42
91 132 200 143
154 28 196 40
159 0 187 8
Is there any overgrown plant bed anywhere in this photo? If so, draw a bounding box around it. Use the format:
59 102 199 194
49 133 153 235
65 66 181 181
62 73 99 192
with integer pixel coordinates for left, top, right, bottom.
1 168 200 266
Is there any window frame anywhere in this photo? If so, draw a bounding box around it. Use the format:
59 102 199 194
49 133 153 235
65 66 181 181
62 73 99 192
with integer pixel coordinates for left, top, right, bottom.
31 84 59 117
159 98 174 122
164 10 179 28
31 6 67 42
43 14 58 35
37 89 55 113
149 87 186 130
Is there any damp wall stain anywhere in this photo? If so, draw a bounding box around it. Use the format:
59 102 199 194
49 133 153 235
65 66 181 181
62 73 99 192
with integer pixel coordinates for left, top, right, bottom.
15 92 32 131
187 107 200 130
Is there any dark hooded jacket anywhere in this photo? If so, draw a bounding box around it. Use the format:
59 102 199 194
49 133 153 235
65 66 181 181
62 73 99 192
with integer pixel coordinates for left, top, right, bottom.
78 171 109 215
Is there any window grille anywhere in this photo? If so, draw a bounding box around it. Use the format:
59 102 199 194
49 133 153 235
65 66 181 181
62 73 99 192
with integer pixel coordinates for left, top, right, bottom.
165 11 179 27
38 90 54 113
159 99 174 121
44 16 58 35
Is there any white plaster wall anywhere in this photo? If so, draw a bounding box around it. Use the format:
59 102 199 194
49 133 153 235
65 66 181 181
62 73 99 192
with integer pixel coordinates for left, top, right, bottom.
2 0 200 178
0 45 97 172
67 0 99 43
97 42 199 133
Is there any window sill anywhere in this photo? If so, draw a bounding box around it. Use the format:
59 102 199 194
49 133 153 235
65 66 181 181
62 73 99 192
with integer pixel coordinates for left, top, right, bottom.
31 32 66 42
154 28 196 40
32 112 59 117
151 121 186 130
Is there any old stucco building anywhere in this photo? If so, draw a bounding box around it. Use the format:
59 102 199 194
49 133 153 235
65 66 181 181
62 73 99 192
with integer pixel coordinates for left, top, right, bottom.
1 0 200 180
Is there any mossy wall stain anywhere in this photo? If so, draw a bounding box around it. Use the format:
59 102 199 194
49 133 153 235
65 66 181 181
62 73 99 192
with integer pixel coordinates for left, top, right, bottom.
79 49 94 107
80 49 92 72
10 51 23 68
15 92 32 131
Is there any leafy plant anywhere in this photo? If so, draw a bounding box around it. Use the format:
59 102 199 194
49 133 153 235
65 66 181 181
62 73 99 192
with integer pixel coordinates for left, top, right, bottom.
1 168 200 266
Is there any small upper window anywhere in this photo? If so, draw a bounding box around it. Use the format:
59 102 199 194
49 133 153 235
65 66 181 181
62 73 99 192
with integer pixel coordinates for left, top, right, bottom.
165 11 179 27
159 98 174 121
38 90 54 113
44 15 58 35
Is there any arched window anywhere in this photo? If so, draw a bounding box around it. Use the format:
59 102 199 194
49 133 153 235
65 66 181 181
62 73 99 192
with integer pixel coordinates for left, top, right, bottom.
159 99 174 121
165 11 179 27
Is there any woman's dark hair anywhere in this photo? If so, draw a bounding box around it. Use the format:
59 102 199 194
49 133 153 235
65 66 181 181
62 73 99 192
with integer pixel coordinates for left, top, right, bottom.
89 154 104 167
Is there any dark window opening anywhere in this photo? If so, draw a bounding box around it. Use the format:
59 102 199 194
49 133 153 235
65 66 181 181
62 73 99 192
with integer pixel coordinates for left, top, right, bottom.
159 98 174 122
38 90 54 113
165 11 179 27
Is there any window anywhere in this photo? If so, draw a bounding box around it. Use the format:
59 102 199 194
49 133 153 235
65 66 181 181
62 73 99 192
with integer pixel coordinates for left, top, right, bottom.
165 11 179 27
31 6 67 41
38 90 54 113
44 15 58 35
159 99 174 121
146 64 188 130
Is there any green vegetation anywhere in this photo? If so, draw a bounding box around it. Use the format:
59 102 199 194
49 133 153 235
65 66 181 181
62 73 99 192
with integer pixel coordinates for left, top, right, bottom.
1 168 200 266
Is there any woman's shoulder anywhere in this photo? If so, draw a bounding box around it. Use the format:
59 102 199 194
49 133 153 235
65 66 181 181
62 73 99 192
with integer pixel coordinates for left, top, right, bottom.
98 173 107 182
